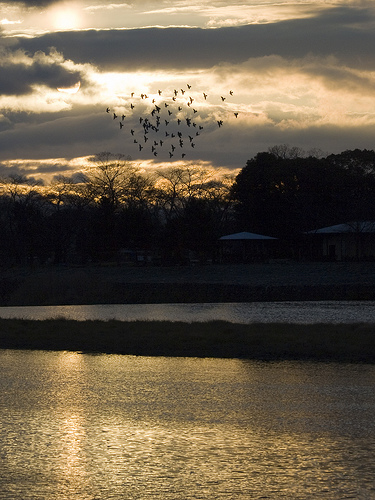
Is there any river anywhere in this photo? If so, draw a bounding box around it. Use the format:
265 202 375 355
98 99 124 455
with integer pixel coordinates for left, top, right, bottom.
0 351 374 499
1 301 375 323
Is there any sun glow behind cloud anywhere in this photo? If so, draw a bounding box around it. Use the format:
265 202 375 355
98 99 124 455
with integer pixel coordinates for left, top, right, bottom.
50 3 82 31
57 81 81 93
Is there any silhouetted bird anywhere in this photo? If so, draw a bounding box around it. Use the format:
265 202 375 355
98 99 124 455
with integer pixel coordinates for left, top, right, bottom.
113 113 117 119
217 120 223 127
221 96 226 101
203 93 207 100
234 112 238 118
119 122 123 128
187 84 191 89
229 90 233 96
122 114 126 121
106 107 110 113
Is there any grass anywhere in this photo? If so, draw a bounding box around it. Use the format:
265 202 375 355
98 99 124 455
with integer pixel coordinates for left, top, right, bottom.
0 319 374 363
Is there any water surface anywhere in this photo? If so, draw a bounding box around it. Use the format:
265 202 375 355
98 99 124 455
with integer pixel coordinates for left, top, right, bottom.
1 301 375 323
0 350 374 499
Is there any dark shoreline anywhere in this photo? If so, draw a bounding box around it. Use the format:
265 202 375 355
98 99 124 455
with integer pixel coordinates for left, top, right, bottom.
3 262 375 305
1 318 374 363
1 263 375 363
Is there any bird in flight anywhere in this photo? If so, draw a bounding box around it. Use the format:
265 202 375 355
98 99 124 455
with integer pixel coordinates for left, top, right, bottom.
107 86 235 159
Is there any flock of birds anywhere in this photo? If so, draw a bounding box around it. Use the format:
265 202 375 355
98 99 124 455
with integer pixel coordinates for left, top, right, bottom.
106 84 238 160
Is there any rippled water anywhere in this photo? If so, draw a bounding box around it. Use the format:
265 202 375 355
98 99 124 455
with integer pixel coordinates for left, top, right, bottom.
0 351 374 499
1 301 375 323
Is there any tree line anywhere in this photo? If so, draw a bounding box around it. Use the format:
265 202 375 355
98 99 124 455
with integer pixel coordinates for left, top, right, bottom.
1 147 375 266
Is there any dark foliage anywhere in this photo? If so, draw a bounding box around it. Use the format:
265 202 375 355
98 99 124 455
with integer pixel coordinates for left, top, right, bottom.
1 147 375 266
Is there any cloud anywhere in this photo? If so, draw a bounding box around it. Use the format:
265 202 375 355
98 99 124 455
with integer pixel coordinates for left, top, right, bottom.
1 0 60 7
0 46 85 96
0 109 120 160
2 4 375 173
13 7 375 72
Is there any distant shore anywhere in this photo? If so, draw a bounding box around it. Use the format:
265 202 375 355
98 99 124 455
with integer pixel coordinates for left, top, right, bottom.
0 318 374 363
2 261 375 306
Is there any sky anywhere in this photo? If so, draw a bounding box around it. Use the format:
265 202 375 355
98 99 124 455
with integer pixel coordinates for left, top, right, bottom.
1 0 375 182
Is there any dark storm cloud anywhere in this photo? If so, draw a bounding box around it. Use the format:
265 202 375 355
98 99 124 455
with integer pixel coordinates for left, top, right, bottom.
14 7 375 71
0 58 82 95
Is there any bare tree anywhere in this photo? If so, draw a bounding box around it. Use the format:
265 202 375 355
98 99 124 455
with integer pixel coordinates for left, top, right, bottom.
84 152 137 209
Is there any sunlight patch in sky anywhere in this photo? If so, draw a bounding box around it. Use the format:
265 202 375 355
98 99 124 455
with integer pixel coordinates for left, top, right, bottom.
50 4 82 31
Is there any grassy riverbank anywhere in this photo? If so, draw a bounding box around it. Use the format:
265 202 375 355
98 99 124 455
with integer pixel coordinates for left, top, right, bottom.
0 318 374 363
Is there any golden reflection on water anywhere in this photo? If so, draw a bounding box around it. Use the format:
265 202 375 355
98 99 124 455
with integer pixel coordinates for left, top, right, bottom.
0 351 374 499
